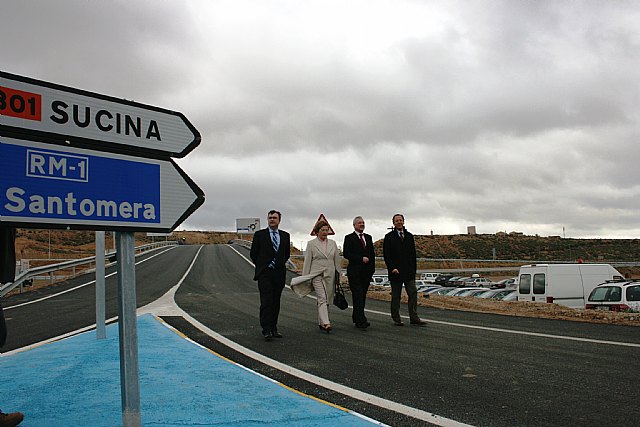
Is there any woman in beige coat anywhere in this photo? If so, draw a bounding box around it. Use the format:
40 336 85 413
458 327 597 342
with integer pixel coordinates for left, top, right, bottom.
302 220 341 332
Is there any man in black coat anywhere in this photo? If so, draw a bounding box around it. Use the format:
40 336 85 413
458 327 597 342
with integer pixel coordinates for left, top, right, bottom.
250 210 291 341
343 216 375 329
383 214 427 326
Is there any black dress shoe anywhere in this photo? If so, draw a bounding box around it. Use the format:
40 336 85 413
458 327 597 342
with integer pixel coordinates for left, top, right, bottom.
355 323 368 330
271 330 283 338
262 331 273 340
392 319 404 326
410 319 428 326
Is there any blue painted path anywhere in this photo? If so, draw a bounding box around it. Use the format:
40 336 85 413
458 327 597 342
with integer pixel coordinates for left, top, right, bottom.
0 314 380 426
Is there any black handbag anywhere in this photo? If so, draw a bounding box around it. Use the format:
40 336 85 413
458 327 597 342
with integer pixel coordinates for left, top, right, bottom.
333 271 348 310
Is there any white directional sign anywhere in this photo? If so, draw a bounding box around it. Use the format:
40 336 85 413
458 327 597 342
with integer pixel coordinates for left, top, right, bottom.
236 217 260 234
0 136 204 232
0 71 200 158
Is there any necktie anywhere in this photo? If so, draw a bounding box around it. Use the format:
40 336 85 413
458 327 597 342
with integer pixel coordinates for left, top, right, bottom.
359 233 366 248
399 230 404 241
269 231 278 269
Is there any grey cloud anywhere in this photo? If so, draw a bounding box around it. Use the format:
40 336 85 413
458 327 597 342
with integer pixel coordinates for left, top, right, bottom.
3 0 639 239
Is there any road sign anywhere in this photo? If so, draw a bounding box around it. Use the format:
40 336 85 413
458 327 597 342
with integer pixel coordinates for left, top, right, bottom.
310 213 335 235
0 136 204 232
0 71 200 158
236 218 260 234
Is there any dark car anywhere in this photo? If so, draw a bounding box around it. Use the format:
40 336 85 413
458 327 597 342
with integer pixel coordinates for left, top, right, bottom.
434 274 454 286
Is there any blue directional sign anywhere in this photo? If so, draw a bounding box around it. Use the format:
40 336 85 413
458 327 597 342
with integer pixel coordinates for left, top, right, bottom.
0 137 203 232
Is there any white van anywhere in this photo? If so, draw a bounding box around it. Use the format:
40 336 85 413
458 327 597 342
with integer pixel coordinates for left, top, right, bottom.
517 264 623 309
420 272 441 283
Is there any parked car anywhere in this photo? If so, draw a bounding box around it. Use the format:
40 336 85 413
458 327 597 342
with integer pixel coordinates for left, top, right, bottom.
370 275 389 286
501 291 518 301
449 277 470 287
446 287 485 296
464 277 494 288
493 277 518 289
458 288 489 297
415 280 434 292
585 280 640 312
430 287 457 295
434 274 454 286
416 282 441 293
476 289 515 299
420 272 442 283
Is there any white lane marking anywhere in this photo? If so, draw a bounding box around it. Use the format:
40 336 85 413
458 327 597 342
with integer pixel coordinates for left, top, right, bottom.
4 246 177 310
228 245 640 349
406 314 640 348
227 244 254 266
138 245 205 317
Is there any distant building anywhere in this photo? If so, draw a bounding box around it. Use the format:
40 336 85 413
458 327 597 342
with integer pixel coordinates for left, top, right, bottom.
467 226 476 235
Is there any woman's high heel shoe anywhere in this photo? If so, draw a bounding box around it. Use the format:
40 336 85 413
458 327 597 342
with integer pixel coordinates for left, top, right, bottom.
319 324 332 333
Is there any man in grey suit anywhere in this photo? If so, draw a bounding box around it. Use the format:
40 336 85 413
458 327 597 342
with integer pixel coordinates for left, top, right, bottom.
250 210 291 341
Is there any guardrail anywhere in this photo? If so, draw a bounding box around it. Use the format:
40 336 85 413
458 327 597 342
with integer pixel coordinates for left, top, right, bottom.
0 240 178 297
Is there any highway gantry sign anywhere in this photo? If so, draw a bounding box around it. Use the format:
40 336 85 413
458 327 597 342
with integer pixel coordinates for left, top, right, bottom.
0 71 200 159
0 136 204 232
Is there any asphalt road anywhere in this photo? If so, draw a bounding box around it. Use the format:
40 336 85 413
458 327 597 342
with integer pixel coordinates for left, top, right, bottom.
1 244 200 351
3 243 640 427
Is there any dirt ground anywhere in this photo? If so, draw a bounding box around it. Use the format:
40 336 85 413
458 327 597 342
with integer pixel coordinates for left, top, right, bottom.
365 286 640 327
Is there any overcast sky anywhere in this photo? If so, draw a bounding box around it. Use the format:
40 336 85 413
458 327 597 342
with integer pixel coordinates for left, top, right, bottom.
3 1 640 248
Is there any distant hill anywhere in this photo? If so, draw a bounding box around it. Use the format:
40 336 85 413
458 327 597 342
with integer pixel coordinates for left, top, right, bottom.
14 229 302 259
372 233 640 262
13 228 639 262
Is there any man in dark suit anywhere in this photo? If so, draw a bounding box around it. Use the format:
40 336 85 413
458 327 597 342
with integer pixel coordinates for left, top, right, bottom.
250 210 291 341
343 216 375 329
383 214 427 327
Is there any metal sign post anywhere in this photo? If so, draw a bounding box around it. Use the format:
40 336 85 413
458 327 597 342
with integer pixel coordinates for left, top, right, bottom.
116 231 141 427
95 231 106 339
